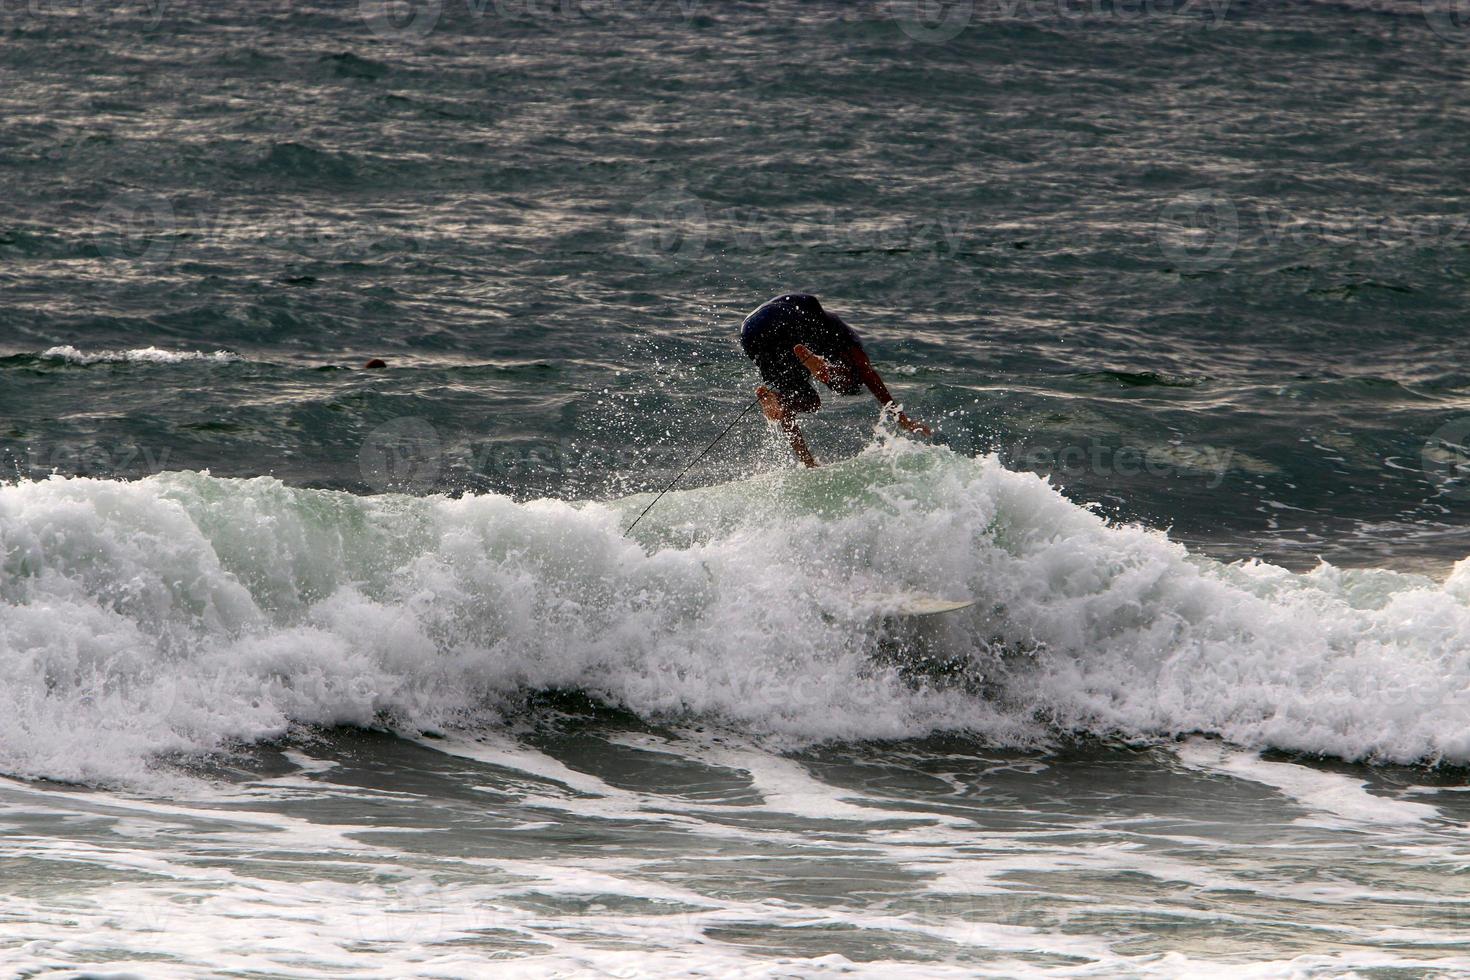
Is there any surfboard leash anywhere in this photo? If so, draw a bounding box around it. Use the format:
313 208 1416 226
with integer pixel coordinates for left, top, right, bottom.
624 398 759 536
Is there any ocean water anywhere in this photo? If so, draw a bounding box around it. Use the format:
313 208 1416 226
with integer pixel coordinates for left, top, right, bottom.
4 1 1470 976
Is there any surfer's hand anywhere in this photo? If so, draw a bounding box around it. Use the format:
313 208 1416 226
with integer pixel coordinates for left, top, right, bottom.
897 412 932 438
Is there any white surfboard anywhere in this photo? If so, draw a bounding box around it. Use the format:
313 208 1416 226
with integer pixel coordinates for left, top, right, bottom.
861 593 978 618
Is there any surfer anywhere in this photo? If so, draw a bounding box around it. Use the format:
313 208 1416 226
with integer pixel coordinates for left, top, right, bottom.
740 293 931 466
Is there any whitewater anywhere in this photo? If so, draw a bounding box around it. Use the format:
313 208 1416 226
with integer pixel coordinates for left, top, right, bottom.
5 442 1468 792
10 0 1470 973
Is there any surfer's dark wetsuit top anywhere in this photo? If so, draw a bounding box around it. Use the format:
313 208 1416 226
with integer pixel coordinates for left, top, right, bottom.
740 294 864 411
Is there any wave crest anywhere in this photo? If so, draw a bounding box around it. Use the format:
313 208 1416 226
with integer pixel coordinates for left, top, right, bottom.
2 447 1468 787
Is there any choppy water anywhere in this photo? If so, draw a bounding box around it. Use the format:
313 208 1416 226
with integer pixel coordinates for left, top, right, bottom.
4 0 1470 976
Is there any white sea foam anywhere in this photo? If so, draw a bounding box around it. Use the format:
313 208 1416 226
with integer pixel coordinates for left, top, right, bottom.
39 345 240 365
2 444 1469 788
1174 738 1440 827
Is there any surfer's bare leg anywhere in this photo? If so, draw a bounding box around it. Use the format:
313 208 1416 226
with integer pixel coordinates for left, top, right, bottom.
756 385 817 468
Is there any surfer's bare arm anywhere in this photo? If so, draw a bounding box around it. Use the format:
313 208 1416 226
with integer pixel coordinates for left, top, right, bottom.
840 346 931 437
756 385 818 467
